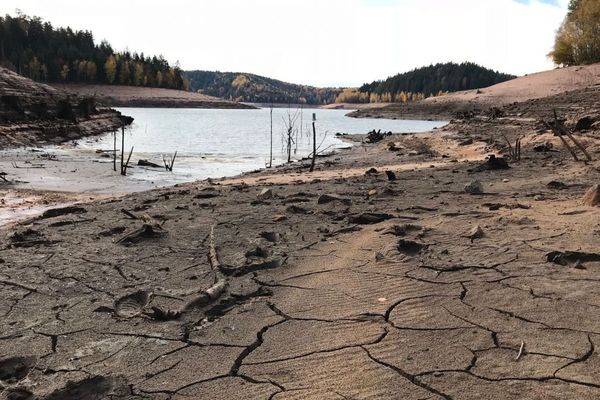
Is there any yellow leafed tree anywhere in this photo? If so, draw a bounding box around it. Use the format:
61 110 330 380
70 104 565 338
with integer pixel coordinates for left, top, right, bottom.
549 0 600 65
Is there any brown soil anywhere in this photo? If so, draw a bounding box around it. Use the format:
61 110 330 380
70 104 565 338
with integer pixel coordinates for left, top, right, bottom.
53 84 256 109
2 75 600 399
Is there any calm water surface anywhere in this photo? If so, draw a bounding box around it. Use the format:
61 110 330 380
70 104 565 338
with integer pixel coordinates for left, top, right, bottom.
74 107 446 184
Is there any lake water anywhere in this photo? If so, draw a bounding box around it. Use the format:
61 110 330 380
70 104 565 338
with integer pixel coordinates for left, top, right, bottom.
74 107 446 185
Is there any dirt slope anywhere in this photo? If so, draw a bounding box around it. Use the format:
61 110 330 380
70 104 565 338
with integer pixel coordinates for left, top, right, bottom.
0 67 126 147
53 84 256 109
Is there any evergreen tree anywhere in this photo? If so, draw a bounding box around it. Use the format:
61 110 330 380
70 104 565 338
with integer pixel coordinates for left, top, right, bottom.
0 12 186 89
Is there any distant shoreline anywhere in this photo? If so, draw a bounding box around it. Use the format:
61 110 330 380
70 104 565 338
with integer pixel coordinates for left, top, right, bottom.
53 83 257 110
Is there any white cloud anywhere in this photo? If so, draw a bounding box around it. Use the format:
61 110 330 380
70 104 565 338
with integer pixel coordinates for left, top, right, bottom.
0 0 569 87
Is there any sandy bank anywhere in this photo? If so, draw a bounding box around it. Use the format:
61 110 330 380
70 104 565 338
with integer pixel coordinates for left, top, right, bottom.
53 84 257 109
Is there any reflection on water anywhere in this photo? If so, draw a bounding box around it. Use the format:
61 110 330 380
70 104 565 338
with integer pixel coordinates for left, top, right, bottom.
73 107 446 184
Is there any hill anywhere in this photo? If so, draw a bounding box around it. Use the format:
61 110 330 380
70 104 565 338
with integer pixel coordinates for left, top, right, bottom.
0 66 125 147
347 62 515 103
184 70 342 105
349 63 600 119
0 13 186 90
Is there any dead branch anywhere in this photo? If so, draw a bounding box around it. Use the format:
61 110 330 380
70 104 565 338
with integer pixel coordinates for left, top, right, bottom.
542 109 592 162
182 279 228 311
516 341 525 361
163 151 177 171
121 209 138 220
208 224 221 270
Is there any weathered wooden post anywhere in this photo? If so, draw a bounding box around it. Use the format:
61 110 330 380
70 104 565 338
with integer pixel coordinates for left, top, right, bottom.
120 124 125 175
310 113 317 172
113 130 117 172
268 105 273 168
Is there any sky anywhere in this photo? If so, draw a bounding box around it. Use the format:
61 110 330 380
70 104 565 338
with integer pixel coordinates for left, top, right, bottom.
0 0 569 87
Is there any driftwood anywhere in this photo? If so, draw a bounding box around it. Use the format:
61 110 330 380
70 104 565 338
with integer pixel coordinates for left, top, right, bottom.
120 208 138 219
366 129 392 144
543 110 592 162
117 216 166 244
182 279 228 311
516 341 525 361
145 279 228 320
116 224 165 244
138 159 161 168
208 225 221 270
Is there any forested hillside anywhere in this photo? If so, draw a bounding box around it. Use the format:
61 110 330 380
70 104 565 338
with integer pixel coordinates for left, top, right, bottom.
337 62 515 103
0 13 187 90
185 70 341 105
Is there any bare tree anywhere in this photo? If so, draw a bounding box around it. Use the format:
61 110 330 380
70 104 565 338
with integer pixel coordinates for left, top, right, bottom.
281 107 299 163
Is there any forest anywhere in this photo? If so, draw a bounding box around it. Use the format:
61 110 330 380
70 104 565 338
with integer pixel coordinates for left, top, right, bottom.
0 13 187 90
184 70 342 105
337 62 515 103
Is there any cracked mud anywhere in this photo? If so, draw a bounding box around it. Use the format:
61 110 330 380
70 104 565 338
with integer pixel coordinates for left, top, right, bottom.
2 95 600 399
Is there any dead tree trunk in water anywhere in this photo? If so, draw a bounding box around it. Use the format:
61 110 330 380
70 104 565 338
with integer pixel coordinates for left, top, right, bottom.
281 108 299 164
296 105 302 155
310 113 317 172
270 106 274 167
113 130 117 172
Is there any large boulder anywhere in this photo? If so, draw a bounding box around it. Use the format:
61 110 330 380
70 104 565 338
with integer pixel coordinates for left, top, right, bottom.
582 184 600 206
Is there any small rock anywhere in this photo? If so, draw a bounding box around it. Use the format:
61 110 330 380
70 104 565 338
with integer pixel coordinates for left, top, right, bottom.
502 179 509 183
368 189 378 197
466 225 484 241
375 252 385 261
397 239 426 254
385 170 397 181
582 184 600 206
575 116 595 131
259 231 280 243
533 141 554 152
258 188 273 200
464 180 484 194
547 180 568 190
470 155 510 172
317 194 351 205
272 214 286 222
534 194 544 201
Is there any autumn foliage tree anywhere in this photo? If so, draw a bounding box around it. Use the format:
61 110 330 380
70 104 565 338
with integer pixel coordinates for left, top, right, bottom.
549 0 600 66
